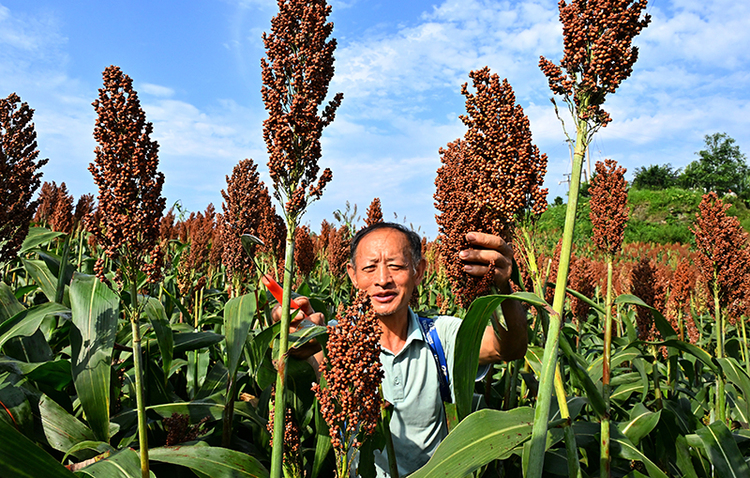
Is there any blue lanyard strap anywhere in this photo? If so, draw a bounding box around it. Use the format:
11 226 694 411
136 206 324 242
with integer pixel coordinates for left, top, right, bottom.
418 316 452 404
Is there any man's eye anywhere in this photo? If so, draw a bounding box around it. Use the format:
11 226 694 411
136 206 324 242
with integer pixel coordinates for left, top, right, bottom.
363 266 376 272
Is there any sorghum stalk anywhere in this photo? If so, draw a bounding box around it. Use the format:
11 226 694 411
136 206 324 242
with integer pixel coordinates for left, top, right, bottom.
271 228 296 476
130 279 149 477
261 0 342 471
533 0 649 469
588 158 628 478
528 117 588 476
601 258 614 477
713 273 725 422
87 66 166 478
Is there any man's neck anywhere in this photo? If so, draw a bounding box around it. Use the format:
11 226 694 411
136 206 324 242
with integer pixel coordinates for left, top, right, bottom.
378 309 410 355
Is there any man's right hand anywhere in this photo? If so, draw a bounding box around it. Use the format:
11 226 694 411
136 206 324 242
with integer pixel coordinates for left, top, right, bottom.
271 296 326 359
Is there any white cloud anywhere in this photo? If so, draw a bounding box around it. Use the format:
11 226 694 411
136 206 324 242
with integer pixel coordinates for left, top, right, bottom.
140 83 175 98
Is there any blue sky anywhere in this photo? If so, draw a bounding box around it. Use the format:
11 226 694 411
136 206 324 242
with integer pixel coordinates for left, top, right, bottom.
1 0 748 239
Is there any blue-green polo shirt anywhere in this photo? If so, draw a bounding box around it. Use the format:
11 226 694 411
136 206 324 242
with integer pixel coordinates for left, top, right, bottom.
373 308 462 477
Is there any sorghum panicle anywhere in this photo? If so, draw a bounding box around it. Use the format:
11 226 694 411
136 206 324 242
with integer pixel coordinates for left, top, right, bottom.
327 225 350 277
589 159 629 257
86 66 166 285
74 194 95 232
665 260 699 343
261 0 342 218
435 68 548 306
539 0 651 126
692 192 750 321
365 197 384 227
313 291 383 452
294 225 316 278
0 92 48 265
220 158 275 278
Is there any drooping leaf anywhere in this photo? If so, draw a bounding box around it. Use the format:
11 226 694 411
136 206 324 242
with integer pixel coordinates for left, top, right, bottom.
0 417 78 477
76 448 141 477
174 331 224 354
22 258 58 302
0 282 25 321
409 407 534 478
617 402 661 446
143 297 173 378
454 295 508 420
39 394 97 458
70 273 119 442
611 427 668 478
195 362 229 400
20 227 64 253
224 293 257 378
717 357 750 421
148 445 269 477
695 421 750 478
0 302 69 349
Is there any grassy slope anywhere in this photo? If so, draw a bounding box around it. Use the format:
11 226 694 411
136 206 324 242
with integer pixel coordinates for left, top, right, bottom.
536 187 750 252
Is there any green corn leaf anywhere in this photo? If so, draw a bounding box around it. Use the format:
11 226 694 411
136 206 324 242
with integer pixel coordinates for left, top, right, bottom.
0 417 78 477
19 226 63 253
224 293 257 378
76 448 141 477
22 258 58 302
174 331 224 354
409 407 534 478
695 421 750 478
0 282 25 321
617 402 661 446
39 394 96 459
0 302 69 349
611 427 668 478
143 297 173 378
70 273 119 442
148 445 269 477
717 357 750 421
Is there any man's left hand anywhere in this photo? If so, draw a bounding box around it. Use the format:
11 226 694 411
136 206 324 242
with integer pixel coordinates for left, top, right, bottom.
459 231 514 293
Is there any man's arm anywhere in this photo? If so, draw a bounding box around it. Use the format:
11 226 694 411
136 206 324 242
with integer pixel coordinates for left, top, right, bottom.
459 231 529 364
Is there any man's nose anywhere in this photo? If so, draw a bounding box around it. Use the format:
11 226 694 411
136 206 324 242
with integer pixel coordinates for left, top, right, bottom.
374 265 391 285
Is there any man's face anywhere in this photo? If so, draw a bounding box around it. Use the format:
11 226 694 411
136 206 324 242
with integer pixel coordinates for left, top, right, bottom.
347 228 426 321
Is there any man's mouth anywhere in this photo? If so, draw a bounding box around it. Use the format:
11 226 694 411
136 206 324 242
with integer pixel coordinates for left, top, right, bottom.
372 291 397 303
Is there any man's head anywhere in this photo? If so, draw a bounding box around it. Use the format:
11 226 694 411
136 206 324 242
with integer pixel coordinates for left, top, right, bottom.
347 222 426 321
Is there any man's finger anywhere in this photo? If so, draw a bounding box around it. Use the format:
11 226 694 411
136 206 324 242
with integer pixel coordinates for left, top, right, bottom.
465 232 512 255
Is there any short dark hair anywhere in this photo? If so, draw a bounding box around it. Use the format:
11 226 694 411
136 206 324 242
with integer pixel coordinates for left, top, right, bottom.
350 222 422 269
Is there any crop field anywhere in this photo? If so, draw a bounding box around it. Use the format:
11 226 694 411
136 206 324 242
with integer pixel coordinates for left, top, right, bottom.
1 0 749 477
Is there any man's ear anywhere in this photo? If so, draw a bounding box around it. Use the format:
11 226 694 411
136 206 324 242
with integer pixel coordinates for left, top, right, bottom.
346 262 358 288
414 258 427 285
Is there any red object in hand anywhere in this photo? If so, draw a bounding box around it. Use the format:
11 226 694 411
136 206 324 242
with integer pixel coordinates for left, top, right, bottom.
261 274 306 317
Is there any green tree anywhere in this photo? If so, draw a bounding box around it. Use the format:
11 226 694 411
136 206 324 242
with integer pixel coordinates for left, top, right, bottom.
680 133 748 195
632 163 680 189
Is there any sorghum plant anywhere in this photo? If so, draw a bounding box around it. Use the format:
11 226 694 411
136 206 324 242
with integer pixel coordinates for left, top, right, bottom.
364 197 383 227
261 0 343 473
221 158 275 294
176 205 215 323
86 65 166 478
313 291 383 477
692 192 750 422
588 159 629 475
435 67 547 307
0 93 48 270
294 225 316 281
532 1 650 473
665 260 698 343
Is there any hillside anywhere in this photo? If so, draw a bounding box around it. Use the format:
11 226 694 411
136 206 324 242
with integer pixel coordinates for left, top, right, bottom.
536 186 750 250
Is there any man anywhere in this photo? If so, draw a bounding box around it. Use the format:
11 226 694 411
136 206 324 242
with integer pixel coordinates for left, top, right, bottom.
282 222 527 477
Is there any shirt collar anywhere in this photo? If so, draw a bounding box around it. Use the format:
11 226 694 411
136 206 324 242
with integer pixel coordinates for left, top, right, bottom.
402 307 425 347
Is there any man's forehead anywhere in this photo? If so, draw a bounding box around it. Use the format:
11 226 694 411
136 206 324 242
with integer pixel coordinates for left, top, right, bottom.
354 229 411 261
